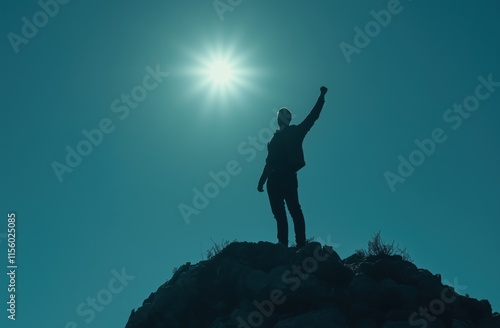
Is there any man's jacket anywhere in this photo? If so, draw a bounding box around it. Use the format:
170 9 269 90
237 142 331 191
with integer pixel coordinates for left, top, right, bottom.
265 94 325 174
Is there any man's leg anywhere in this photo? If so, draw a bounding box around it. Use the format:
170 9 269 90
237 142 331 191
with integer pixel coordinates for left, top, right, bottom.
266 173 288 246
283 172 306 248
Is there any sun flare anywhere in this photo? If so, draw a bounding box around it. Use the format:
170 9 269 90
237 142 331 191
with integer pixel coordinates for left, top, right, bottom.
207 60 234 86
182 39 261 106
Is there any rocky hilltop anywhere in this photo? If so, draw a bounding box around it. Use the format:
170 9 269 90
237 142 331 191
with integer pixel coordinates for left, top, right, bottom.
125 241 499 328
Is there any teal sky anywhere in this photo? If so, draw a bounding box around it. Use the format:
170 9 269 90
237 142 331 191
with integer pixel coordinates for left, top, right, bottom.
1 0 499 327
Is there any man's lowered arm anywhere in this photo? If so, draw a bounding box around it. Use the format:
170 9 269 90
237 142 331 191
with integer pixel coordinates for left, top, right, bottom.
257 164 268 192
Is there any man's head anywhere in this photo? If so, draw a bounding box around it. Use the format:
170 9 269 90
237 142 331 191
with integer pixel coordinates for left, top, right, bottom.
277 107 292 128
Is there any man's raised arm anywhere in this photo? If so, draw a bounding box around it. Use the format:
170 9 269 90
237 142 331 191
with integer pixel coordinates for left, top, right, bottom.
298 86 328 134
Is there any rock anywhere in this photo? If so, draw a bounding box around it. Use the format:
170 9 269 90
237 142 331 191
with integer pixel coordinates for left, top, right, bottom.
451 319 473 328
382 321 412 328
125 303 151 328
244 269 270 297
273 307 348 328
362 255 418 285
123 241 499 328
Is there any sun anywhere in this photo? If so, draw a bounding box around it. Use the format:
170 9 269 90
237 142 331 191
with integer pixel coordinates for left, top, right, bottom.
197 54 240 96
181 38 261 106
207 60 234 86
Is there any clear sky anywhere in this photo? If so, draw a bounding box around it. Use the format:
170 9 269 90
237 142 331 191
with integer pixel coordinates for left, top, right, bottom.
1 0 499 327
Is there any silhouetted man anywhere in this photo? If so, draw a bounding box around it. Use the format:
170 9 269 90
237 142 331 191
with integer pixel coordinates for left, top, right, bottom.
258 86 328 248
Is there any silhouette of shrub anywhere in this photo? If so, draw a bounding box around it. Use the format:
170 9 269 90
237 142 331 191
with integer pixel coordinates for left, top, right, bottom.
366 231 412 262
206 238 236 260
355 249 367 257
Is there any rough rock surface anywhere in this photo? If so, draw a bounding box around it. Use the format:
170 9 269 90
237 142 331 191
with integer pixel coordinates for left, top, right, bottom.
125 241 500 328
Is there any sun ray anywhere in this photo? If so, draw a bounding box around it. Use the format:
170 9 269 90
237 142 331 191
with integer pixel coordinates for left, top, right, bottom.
179 36 264 110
